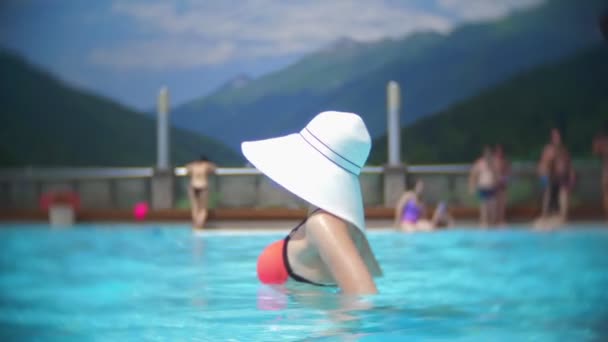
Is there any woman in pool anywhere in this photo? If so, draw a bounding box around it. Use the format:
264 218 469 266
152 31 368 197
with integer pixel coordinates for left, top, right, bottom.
394 180 434 232
242 111 383 295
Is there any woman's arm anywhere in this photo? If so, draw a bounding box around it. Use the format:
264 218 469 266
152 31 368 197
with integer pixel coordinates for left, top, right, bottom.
359 234 383 277
306 212 378 295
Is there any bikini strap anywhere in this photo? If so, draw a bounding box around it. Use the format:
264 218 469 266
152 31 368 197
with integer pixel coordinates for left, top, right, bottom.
283 208 332 287
287 208 322 237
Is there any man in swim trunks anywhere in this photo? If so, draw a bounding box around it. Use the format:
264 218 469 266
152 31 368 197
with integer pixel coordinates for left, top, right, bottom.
185 155 216 230
593 122 608 221
469 146 497 227
550 148 575 220
243 111 383 295
534 153 574 230
535 130 575 229
538 128 563 217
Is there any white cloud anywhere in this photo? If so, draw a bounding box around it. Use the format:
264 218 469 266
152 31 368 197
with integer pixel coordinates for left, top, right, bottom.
92 0 451 69
91 0 543 70
437 0 545 21
90 40 236 69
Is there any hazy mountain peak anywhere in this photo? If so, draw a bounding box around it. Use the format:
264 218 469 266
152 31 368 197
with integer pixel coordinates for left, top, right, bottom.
322 37 362 52
227 73 251 89
171 0 607 150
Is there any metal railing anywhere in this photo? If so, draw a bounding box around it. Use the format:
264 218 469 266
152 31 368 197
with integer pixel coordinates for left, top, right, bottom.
0 163 602 211
2 160 590 180
0 167 154 181
0 166 387 180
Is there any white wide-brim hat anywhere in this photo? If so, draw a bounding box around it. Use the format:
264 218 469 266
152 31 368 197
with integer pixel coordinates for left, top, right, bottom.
241 111 371 232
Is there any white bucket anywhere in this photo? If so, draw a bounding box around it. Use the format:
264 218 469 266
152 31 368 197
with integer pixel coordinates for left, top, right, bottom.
49 204 75 227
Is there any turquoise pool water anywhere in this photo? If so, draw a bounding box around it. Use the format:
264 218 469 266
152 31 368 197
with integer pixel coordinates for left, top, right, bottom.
0 224 607 341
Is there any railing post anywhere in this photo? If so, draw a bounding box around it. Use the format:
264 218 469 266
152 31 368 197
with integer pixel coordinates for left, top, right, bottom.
152 87 174 210
383 81 406 207
387 81 401 166
157 86 170 171
151 170 174 210
383 165 407 208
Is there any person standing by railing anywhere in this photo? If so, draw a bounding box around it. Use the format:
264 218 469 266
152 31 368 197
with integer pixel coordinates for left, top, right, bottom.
185 156 217 230
593 122 608 221
535 128 575 229
538 128 563 218
469 146 498 227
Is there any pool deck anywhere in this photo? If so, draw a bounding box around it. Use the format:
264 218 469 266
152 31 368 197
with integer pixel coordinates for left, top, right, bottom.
1 206 605 229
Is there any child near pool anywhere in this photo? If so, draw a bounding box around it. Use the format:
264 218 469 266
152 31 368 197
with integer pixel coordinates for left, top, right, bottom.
242 111 383 295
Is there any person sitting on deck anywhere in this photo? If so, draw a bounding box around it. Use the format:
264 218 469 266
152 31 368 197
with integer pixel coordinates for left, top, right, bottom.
394 180 434 232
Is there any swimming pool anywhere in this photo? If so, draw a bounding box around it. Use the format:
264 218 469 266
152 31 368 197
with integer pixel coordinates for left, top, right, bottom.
0 224 607 341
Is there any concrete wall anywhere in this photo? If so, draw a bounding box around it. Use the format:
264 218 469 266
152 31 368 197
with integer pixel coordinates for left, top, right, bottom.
79 180 112 209
6 181 38 209
0 166 603 211
113 178 149 209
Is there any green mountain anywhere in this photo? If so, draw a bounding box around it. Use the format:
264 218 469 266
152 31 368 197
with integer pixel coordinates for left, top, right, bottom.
0 50 242 167
172 0 606 149
369 44 608 164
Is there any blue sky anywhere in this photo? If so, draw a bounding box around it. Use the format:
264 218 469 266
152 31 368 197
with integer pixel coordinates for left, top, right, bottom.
0 0 543 110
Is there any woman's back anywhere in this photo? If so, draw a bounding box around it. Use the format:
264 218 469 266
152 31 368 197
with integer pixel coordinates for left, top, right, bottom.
287 211 382 286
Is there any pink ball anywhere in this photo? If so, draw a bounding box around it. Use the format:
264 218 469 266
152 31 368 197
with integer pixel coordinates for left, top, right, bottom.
133 202 149 221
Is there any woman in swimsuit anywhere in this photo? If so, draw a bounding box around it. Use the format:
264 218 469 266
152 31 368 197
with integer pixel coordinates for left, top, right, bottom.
244 111 383 295
534 147 576 230
394 180 433 232
185 156 217 230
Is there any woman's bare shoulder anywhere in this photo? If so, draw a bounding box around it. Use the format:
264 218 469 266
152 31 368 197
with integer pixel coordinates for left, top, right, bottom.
305 211 363 243
306 210 345 228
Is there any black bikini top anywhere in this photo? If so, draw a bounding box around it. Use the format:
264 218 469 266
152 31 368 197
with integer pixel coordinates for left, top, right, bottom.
282 209 333 287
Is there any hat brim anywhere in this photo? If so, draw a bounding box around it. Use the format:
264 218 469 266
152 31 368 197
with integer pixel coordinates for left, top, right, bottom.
242 133 365 232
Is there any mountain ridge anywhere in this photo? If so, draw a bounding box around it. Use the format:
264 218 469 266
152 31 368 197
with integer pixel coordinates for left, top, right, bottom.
0 50 242 167
172 0 606 150
369 44 608 164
